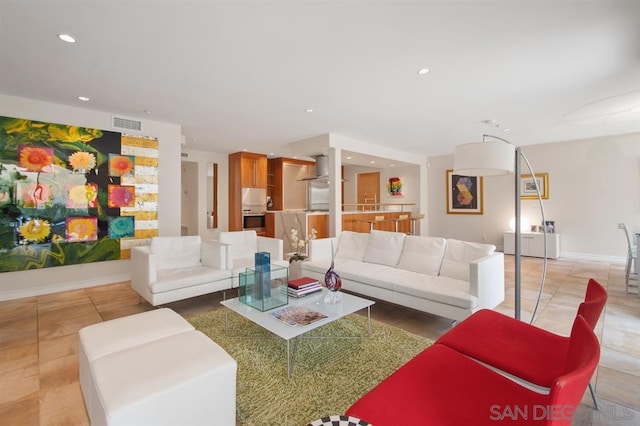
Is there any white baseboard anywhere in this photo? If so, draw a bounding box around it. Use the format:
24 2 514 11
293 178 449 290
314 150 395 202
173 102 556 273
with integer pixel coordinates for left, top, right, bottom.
0 273 131 302
559 251 626 265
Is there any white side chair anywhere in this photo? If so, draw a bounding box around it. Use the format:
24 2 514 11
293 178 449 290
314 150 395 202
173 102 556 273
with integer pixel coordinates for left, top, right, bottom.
618 223 637 294
218 230 288 287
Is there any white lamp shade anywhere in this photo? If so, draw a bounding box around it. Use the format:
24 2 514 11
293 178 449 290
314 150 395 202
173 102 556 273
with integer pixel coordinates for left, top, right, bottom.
453 141 515 176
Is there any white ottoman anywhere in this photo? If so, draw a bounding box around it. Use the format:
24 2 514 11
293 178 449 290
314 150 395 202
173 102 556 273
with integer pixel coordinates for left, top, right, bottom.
79 308 237 426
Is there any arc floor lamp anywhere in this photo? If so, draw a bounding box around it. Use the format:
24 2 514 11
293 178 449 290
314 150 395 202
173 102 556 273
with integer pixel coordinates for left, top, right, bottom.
454 134 548 322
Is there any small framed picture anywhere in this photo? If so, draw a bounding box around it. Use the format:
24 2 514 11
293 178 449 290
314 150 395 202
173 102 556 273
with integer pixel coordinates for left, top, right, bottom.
544 221 555 233
521 173 549 199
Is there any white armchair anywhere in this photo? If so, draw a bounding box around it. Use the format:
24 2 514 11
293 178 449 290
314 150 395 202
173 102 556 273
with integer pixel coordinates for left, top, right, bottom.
130 236 232 306
218 230 289 287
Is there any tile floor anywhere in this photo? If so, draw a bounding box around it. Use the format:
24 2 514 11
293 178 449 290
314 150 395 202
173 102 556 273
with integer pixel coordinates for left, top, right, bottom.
0 256 639 425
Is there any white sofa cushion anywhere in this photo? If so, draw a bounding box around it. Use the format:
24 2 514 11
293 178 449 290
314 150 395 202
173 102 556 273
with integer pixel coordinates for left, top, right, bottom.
219 230 258 261
335 231 369 261
150 236 202 270
152 266 232 293
362 230 406 267
439 239 496 281
303 258 475 309
397 236 447 276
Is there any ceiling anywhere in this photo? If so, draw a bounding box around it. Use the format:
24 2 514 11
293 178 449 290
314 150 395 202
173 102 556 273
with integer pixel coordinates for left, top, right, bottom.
1 0 640 162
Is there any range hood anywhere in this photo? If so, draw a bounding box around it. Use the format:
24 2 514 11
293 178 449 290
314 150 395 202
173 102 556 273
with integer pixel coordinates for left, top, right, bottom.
300 154 330 181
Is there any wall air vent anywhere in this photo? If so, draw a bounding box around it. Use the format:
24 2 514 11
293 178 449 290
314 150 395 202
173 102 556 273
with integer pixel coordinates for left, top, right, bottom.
181 153 188 158
112 116 142 131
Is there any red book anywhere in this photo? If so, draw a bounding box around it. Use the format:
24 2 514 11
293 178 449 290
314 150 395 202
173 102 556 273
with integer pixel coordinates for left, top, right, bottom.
288 276 320 289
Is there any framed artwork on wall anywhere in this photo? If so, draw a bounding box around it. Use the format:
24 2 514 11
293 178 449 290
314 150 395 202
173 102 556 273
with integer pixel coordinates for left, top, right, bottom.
386 176 403 197
521 173 549 199
446 169 483 214
0 115 159 273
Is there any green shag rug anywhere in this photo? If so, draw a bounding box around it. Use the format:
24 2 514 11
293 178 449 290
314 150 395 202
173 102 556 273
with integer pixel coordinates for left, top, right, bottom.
189 308 433 426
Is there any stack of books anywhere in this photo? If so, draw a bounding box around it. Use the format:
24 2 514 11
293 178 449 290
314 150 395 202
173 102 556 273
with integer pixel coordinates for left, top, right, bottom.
288 276 322 298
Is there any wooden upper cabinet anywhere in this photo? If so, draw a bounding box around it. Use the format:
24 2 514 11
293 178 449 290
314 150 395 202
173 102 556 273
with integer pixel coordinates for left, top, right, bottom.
238 152 267 188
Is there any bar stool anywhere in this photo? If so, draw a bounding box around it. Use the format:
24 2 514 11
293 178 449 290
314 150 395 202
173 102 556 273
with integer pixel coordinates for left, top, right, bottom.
394 214 409 233
409 213 425 235
366 215 386 231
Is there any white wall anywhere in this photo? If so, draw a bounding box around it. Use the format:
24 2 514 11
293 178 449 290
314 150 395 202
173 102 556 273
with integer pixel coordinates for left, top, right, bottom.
428 132 640 262
180 148 229 241
0 94 182 300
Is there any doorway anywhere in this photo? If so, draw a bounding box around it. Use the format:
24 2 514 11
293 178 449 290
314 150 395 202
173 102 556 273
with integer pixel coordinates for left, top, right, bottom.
181 161 198 235
357 172 380 211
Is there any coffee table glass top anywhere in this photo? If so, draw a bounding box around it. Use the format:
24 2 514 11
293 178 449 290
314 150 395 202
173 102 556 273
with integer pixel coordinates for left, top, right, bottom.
221 289 374 341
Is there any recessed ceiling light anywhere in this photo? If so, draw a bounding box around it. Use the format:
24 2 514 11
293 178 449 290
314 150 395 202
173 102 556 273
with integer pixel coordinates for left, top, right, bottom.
417 68 430 75
242 149 248 151
503 128 511 132
78 96 90 102
144 109 151 115
269 152 275 156
346 156 352 160
390 164 395 167
58 34 76 43
305 109 314 113
370 160 376 164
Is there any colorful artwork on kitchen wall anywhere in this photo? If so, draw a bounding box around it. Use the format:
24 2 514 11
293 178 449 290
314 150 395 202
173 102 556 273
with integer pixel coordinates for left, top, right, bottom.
0 116 158 272
386 177 403 197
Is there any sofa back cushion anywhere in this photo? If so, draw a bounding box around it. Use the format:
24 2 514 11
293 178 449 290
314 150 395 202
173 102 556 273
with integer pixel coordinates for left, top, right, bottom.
219 231 258 261
439 239 496 281
397 236 447 275
362 230 406 267
150 236 202 270
335 231 370 261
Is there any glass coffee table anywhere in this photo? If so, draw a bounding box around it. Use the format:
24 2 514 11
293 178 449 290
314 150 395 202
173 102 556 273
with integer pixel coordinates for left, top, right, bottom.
221 289 375 379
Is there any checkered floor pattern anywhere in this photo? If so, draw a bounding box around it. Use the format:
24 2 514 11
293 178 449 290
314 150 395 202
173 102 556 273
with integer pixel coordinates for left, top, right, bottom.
307 415 370 426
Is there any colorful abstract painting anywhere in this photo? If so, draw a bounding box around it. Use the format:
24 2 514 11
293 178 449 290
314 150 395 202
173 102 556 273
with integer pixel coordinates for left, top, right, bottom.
446 169 483 214
0 115 159 272
386 177 403 197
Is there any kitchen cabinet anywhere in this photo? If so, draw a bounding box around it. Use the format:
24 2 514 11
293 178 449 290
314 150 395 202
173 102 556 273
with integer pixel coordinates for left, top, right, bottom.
238 152 267 188
503 231 560 259
267 158 314 211
228 152 268 230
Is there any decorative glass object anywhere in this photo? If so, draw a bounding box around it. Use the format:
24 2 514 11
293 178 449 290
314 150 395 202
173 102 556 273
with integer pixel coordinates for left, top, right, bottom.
324 258 342 304
239 256 288 312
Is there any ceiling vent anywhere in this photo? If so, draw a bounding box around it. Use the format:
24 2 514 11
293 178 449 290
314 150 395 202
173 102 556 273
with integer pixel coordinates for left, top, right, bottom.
112 116 142 131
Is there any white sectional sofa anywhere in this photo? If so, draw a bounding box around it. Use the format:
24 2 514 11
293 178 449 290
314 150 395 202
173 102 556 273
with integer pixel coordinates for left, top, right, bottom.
301 231 504 322
130 232 288 306
218 230 289 287
131 236 232 306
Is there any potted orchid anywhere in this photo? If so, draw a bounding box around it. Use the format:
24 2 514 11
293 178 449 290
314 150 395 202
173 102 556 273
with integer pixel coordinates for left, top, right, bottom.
289 227 317 263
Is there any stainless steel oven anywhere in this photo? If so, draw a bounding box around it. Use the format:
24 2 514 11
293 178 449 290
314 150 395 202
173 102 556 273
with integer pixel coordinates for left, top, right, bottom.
242 213 266 232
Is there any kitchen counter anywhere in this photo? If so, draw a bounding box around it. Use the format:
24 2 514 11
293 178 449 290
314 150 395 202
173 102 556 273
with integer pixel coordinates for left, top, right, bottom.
267 209 416 237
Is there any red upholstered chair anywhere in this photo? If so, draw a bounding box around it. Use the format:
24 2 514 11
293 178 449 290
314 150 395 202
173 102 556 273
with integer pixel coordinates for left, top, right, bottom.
345 316 600 426
436 279 606 394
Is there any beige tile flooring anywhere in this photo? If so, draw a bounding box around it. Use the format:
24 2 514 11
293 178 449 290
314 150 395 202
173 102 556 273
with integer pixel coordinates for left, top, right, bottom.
1 256 639 425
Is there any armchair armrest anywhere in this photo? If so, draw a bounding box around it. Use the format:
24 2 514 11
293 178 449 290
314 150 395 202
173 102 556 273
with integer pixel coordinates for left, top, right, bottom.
470 252 505 309
130 246 157 297
307 237 339 262
201 240 228 270
257 236 283 261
